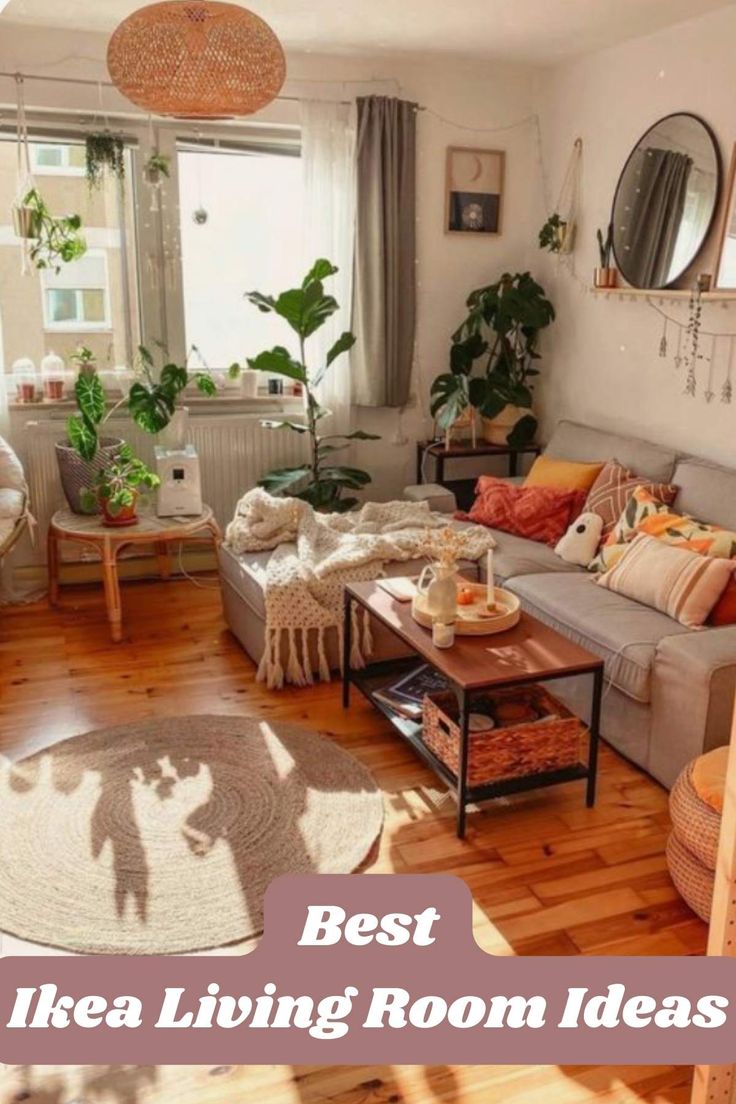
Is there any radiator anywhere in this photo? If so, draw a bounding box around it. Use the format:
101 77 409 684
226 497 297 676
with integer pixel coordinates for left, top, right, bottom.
12 411 308 567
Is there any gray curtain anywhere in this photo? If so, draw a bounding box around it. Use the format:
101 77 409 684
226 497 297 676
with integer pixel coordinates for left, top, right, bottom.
352 96 417 408
626 147 692 287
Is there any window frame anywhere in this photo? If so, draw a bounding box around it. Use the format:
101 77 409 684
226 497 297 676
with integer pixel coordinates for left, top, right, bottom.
31 141 86 177
41 248 113 333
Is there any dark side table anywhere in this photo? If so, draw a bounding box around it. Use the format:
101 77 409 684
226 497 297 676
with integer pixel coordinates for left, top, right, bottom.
416 440 542 510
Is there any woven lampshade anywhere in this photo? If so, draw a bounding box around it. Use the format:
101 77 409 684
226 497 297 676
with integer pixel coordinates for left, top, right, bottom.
107 1 286 119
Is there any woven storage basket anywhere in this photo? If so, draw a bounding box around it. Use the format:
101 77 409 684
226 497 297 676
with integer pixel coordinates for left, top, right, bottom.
666 832 714 922
422 685 586 789
669 759 721 870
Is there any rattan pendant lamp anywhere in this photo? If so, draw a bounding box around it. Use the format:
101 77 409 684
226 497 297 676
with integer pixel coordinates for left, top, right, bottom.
107 1 286 118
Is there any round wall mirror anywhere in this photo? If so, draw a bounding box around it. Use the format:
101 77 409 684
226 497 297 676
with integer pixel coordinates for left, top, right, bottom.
611 113 721 289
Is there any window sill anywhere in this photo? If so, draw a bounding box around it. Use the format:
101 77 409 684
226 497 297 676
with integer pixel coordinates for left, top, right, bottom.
8 393 302 416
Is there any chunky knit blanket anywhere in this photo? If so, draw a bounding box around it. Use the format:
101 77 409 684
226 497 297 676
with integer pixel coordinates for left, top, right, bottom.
225 489 495 689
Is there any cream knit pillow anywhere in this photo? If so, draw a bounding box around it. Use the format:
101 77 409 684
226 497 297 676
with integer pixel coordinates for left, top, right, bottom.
597 533 734 628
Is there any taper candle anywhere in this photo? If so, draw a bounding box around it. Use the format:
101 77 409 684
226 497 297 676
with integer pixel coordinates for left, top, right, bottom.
486 549 495 609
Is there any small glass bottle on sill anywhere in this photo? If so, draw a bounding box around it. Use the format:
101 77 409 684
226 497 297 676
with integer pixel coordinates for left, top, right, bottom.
432 618 456 649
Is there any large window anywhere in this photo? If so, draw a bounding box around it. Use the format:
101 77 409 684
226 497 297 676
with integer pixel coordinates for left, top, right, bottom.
177 142 303 369
0 127 301 381
0 137 138 373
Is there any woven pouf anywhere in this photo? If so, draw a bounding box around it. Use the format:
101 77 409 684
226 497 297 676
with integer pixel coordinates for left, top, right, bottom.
666 747 727 922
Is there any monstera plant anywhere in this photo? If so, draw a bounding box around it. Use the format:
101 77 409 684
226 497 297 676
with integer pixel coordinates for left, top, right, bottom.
430 272 555 447
245 259 379 513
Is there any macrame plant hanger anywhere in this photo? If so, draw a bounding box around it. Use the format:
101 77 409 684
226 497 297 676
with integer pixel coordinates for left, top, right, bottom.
13 75 35 275
555 137 583 256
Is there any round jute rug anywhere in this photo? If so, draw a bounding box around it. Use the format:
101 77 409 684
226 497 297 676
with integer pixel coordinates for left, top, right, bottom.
0 715 383 954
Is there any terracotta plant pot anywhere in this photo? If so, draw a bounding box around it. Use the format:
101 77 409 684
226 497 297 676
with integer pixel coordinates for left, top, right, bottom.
481 405 525 446
100 493 139 528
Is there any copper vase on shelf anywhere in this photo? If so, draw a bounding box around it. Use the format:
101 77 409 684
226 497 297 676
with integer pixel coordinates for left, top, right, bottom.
593 267 618 289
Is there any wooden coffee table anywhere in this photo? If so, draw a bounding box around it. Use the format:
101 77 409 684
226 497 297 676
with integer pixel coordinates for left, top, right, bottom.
342 580 604 838
48 505 221 643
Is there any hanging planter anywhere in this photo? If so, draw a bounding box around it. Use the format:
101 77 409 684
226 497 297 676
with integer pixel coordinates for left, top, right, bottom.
20 188 87 274
539 138 582 257
12 199 41 240
143 151 171 186
85 132 126 190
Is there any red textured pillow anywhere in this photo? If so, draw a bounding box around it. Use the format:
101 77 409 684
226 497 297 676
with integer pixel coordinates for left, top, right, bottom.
710 577 736 626
462 477 587 546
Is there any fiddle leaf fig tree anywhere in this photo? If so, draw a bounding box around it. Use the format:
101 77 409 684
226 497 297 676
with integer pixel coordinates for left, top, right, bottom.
430 271 555 447
245 259 379 513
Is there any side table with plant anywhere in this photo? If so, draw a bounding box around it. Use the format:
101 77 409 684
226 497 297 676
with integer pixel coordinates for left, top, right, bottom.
244 258 379 513
430 271 555 447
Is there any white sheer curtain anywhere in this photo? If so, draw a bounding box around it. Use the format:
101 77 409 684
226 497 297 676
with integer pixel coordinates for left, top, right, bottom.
300 99 357 437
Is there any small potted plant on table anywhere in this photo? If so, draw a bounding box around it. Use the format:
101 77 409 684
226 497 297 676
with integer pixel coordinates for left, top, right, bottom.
81 444 160 527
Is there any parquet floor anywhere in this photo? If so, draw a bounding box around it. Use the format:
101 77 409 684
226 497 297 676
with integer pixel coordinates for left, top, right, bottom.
0 577 705 1104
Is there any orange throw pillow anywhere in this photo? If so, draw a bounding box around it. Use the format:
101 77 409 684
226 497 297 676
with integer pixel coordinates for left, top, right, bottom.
463 477 586 546
524 455 604 492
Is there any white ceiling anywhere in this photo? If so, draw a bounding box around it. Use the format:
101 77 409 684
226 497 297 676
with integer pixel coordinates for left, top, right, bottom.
2 0 734 63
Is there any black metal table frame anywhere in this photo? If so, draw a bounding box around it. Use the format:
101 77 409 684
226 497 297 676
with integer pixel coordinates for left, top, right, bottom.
416 441 543 484
342 588 604 839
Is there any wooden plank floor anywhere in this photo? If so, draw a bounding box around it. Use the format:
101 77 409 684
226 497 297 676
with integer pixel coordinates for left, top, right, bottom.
0 577 704 1104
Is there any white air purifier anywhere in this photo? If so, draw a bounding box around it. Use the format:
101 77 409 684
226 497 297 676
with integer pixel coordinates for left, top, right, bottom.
155 445 203 517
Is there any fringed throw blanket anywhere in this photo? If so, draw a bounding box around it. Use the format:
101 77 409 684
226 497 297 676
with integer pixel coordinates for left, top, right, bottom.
225 489 496 689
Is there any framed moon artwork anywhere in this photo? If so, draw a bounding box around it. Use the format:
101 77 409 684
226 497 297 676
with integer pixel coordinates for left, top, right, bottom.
445 147 505 235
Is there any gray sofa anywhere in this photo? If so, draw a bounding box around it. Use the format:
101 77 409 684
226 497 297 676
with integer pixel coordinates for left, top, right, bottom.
219 419 736 790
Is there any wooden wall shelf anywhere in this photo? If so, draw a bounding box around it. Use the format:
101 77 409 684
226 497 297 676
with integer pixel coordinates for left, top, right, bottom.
591 286 736 302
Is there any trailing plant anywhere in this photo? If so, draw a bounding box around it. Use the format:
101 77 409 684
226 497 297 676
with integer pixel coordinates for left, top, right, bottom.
85 132 126 190
245 259 379 513
80 443 159 517
66 344 218 461
538 212 565 253
20 188 86 273
597 223 614 268
430 272 555 447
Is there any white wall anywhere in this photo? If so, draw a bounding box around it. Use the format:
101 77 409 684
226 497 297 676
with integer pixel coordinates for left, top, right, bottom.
0 23 540 499
533 5 736 468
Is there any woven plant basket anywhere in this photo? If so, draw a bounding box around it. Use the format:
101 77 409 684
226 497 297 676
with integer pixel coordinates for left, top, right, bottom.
55 437 123 515
422 685 585 789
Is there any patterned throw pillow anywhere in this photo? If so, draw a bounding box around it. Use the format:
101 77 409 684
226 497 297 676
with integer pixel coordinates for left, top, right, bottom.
597 533 734 629
589 486 672 572
584 459 678 542
464 477 587 547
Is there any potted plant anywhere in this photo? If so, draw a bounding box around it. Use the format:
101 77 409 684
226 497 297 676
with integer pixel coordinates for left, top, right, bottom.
430 272 555 447
539 212 569 254
143 151 171 186
245 258 379 513
85 132 126 190
56 360 124 514
594 224 617 288
81 444 160 527
15 188 86 273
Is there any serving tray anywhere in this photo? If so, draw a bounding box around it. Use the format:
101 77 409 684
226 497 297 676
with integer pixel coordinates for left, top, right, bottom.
411 580 521 636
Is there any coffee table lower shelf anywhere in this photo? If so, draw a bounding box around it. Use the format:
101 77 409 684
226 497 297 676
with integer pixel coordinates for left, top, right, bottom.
347 654 601 838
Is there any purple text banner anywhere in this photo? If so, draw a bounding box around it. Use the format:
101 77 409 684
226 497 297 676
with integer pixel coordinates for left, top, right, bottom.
1 875 734 1065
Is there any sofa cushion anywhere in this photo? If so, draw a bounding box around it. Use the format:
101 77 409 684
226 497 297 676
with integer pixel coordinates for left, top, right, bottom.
672 457 736 530
506 572 691 703
545 420 677 484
